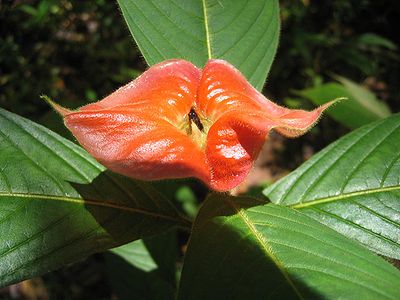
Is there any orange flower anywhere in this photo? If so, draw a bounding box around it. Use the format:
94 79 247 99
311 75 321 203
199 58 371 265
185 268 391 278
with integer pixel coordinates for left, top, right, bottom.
49 59 333 191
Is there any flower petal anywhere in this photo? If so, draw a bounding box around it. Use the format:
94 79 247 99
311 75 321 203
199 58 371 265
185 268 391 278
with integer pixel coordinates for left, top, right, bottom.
50 60 210 183
198 59 290 120
206 103 333 191
56 59 201 125
200 60 335 191
63 107 209 182
206 111 270 191
271 101 334 138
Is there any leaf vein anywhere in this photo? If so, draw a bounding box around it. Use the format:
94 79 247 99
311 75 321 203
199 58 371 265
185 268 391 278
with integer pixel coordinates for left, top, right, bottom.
300 123 388 201
287 266 397 299
148 0 204 43
0 192 188 226
292 184 400 209
272 123 379 203
0 130 66 193
310 206 400 247
223 198 305 300
339 123 400 194
201 0 212 58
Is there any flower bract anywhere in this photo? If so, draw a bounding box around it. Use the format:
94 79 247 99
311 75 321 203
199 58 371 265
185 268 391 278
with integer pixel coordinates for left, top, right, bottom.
50 59 333 191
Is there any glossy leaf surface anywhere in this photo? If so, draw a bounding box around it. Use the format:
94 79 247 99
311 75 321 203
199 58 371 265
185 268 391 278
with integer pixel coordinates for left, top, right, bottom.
178 194 400 299
264 114 400 259
0 108 189 287
117 0 280 90
299 76 390 129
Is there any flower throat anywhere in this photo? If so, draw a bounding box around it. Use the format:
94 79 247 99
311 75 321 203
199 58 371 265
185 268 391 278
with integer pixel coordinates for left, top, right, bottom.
188 107 204 132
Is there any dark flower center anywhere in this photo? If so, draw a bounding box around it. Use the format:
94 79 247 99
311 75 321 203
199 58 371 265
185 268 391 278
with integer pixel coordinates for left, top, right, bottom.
188 107 204 132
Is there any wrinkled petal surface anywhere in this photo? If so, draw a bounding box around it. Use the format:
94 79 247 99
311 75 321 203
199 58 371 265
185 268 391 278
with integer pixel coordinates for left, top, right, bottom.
201 60 333 190
52 59 334 192
81 59 200 124
54 60 210 183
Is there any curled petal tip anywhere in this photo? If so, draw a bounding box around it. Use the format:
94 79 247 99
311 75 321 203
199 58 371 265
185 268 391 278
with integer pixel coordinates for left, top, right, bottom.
41 95 72 116
329 97 348 106
318 97 347 111
272 98 338 138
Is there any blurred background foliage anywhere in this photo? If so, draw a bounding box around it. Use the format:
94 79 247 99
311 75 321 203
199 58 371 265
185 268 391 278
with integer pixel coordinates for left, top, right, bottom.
0 0 399 299
270 0 399 104
1 0 144 121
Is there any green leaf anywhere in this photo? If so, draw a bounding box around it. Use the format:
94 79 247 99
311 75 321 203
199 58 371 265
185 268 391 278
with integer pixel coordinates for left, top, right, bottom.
178 194 400 300
142 229 179 284
335 75 391 117
264 113 400 259
106 230 178 300
176 185 199 218
299 77 391 129
117 0 280 90
0 108 190 287
357 33 397 50
111 240 158 272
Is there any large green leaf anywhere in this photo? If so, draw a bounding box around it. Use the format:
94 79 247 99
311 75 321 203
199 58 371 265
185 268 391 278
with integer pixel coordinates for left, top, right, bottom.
117 0 280 90
178 194 400 299
264 113 400 259
0 108 190 287
299 77 390 129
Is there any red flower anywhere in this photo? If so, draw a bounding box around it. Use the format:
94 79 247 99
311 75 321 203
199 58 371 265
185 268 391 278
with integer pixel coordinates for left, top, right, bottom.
50 59 333 191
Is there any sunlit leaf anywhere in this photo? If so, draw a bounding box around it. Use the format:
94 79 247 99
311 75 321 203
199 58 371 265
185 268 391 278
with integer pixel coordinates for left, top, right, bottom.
179 194 400 299
111 240 158 272
264 113 400 259
0 108 190 287
117 0 280 90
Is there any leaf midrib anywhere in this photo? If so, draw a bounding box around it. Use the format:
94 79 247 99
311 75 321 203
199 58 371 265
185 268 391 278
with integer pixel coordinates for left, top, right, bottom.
1 208 120 282
290 185 400 209
0 192 191 227
0 110 99 182
223 198 305 300
201 0 212 59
